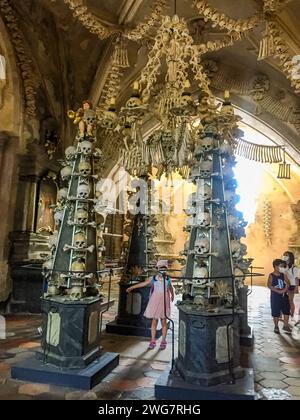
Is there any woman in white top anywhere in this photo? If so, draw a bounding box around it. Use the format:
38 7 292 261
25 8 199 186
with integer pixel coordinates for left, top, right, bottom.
283 251 299 318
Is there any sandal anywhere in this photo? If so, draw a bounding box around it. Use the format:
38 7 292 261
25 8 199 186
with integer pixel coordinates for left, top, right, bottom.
160 340 167 350
148 341 156 350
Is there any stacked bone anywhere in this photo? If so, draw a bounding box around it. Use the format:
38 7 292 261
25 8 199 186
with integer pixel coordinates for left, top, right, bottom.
182 124 217 306
42 102 106 301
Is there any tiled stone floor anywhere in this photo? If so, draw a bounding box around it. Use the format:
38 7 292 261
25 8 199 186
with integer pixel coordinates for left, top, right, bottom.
1 285 300 400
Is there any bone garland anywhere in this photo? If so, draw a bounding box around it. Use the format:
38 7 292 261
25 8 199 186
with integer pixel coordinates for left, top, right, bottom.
260 19 300 93
197 32 243 56
236 139 283 163
112 37 129 68
263 0 293 15
277 149 291 179
0 0 37 117
263 199 272 245
63 0 119 40
258 21 275 60
124 0 166 41
99 63 123 106
193 0 261 34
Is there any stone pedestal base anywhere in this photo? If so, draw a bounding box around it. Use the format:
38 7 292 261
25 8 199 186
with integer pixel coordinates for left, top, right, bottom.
40 297 103 369
11 352 119 390
155 365 256 400
106 282 155 338
177 305 243 386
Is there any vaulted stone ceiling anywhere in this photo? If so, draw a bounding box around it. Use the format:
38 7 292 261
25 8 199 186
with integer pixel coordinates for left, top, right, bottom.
1 0 300 159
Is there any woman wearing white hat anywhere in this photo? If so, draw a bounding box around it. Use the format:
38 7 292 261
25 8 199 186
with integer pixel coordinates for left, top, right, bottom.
126 260 174 350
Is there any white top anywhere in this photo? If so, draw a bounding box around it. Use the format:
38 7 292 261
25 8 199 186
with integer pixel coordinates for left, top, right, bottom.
287 266 299 286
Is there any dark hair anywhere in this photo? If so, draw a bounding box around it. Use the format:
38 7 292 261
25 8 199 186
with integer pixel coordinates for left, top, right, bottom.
273 259 284 268
283 251 295 267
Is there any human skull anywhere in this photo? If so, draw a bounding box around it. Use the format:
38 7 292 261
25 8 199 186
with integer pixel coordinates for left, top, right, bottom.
197 211 211 228
199 160 213 178
231 240 241 259
74 232 87 249
126 95 142 108
195 238 210 254
61 166 72 180
42 258 53 270
193 295 205 306
187 215 196 227
94 148 103 159
57 188 68 203
200 137 214 152
48 231 58 250
220 142 233 156
71 260 86 278
101 109 117 130
234 267 245 286
77 183 90 199
75 209 88 225
186 205 196 216
78 161 91 176
187 193 196 206
194 265 208 279
54 209 64 225
240 243 247 256
84 108 96 122
69 286 83 301
199 184 212 201
228 215 239 230
225 189 235 203
65 146 76 161
79 140 93 156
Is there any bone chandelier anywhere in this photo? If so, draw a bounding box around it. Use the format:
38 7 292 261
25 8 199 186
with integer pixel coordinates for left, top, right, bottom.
93 1 294 179
98 10 219 179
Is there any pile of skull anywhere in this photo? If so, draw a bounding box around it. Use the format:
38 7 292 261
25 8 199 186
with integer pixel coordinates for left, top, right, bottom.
181 122 251 308
42 105 106 301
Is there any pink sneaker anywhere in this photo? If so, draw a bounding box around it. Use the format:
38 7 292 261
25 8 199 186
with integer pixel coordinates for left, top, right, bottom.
160 340 167 350
148 341 156 350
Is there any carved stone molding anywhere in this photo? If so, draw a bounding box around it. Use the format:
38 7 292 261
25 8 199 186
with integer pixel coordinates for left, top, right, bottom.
203 59 300 135
0 0 37 117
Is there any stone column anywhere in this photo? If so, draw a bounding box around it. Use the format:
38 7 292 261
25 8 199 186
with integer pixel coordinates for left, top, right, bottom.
0 131 19 303
14 175 40 232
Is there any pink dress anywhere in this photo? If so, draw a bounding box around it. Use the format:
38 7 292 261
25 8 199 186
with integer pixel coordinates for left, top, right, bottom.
144 275 171 320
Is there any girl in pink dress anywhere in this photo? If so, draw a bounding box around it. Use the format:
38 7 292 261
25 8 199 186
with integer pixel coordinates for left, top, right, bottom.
126 260 174 349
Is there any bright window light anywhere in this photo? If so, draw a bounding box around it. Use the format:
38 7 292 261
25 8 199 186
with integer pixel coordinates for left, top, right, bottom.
233 156 265 224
